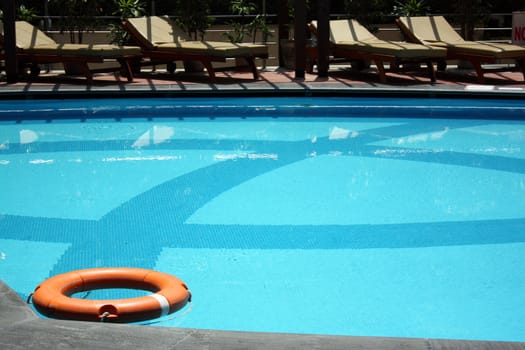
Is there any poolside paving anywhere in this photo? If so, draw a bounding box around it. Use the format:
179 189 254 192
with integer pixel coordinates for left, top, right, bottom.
2 281 525 350
1 65 524 97
1 65 525 349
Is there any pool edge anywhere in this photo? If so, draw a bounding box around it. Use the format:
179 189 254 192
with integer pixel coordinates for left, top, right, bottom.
1 280 524 350
1 83 525 101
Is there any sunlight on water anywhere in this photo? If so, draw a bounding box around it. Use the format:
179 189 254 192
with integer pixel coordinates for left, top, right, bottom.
1 97 524 341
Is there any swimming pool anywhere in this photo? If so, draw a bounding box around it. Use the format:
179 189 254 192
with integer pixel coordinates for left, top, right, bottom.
1 97 524 342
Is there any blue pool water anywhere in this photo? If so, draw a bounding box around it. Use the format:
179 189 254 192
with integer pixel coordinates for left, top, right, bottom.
1 97 525 341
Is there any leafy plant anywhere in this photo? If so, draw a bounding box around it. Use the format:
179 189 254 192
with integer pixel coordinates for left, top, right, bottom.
344 0 391 24
17 4 38 22
49 0 102 43
173 0 212 40
0 4 38 23
108 0 145 45
455 0 491 40
225 0 270 44
392 0 430 16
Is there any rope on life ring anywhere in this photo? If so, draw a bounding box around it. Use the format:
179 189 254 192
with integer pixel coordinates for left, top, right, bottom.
31 267 191 323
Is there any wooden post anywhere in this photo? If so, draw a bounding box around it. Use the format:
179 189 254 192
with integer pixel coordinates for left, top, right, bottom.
316 0 330 77
294 0 306 79
278 0 290 68
2 0 18 83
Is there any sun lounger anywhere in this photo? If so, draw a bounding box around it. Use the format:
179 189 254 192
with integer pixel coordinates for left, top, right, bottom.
308 19 446 82
0 21 142 83
396 16 525 83
122 16 269 81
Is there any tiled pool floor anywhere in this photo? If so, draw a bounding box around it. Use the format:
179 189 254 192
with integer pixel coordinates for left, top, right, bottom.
1 67 525 350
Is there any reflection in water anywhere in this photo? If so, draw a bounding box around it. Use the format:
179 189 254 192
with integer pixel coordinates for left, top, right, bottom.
132 126 175 148
28 159 54 164
20 129 39 144
329 127 348 140
396 127 449 144
328 126 360 140
214 153 278 161
102 155 182 162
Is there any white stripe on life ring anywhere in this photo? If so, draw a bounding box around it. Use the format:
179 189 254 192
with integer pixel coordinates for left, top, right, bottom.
150 293 170 317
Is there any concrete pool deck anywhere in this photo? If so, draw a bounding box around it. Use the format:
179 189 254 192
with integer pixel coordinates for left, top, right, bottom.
2 281 525 350
1 65 525 349
1 65 525 98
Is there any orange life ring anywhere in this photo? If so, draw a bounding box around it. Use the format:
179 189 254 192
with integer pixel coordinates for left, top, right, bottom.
32 267 191 323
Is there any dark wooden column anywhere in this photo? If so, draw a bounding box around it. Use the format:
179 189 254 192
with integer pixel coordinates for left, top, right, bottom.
294 0 306 79
316 0 330 77
277 0 289 68
2 0 18 83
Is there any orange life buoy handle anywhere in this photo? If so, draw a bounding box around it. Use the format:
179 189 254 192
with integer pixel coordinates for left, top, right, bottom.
32 268 191 323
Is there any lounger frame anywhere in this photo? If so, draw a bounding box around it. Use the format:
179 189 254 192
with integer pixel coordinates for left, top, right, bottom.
318 45 438 83
11 53 138 83
0 21 141 83
307 21 443 83
121 17 269 82
396 16 525 83
132 49 265 81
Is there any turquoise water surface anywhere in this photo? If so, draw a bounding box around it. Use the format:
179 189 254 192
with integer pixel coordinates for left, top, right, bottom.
1 97 524 341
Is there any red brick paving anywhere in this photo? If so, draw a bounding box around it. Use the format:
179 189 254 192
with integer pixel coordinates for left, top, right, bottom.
1 66 524 88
